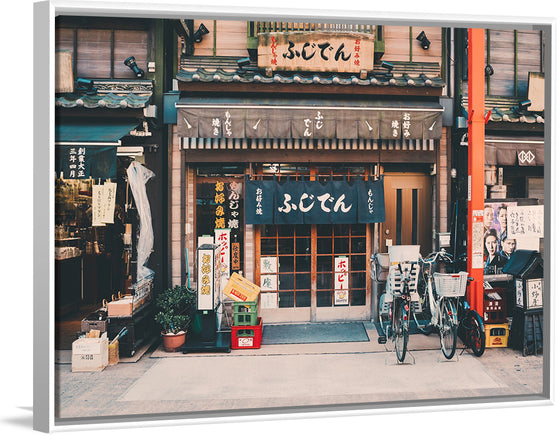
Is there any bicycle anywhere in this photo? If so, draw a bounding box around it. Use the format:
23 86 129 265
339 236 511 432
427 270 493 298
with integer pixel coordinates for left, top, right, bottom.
457 281 486 357
414 250 467 359
377 260 420 363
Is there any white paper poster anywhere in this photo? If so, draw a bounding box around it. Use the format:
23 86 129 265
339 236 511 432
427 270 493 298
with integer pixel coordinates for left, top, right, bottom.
260 292 278 309
334 256 349 305
508 205 544 238
92 184 106 227
260 274 278 291
261 256 278 274
215 229 231 292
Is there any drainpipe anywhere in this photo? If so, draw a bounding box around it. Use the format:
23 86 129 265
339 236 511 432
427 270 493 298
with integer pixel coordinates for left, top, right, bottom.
467 28 485 315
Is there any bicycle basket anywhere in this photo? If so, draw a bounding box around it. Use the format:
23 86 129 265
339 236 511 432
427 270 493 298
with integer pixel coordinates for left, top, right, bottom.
433 271 468 297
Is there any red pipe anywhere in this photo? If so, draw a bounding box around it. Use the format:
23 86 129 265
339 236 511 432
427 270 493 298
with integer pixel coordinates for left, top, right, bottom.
467 28 485 316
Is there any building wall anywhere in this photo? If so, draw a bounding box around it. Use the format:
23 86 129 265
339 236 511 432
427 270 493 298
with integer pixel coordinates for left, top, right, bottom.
383 26 442 63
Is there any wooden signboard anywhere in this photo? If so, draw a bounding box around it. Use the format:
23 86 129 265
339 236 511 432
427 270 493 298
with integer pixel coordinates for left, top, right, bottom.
258 31 375 73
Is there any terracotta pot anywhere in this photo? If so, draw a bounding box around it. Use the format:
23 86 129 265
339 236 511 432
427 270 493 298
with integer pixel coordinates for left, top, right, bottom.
161 331 186 352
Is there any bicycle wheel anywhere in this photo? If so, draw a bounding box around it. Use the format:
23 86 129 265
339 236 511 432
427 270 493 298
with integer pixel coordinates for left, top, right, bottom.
440 299 458 359
394 299 408 362
464 311 485 357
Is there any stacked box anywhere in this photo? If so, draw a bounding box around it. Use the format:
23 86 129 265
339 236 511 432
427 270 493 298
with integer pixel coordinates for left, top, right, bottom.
72 333 109 372
483 289 507 324
233 300 259 326
485 323 509 348
231 317 263 349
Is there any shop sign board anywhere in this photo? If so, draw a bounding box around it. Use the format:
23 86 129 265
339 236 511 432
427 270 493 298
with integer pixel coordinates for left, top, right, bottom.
215 229 231 292
245 177 385 225
196 244 220 311
334 256 349 305
258 31 375 73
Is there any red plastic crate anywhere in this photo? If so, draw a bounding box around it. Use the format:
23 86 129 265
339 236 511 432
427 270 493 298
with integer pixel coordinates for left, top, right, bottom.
483 289 507 324
231 317 263 349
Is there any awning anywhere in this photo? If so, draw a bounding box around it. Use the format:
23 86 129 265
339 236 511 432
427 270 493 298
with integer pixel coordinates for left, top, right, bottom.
176 98 443 141
55 120 141 179
55 121 141 145
485 136 545 166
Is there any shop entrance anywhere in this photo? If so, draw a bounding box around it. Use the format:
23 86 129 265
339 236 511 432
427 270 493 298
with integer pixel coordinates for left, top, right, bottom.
380 173 432 256
257 223 370 323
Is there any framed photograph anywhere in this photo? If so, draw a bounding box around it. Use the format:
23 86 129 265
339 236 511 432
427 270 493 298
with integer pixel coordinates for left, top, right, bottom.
28 0 553 433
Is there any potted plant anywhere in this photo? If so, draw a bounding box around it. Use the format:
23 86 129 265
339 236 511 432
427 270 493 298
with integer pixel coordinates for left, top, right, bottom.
154 285 196 352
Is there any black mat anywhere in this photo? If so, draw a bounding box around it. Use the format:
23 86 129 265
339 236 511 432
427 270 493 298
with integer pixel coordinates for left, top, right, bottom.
261 322 370 345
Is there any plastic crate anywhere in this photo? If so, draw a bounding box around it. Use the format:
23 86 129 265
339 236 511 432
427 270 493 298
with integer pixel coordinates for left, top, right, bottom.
483 289 507 324
233 300 258 326
433 272 468 297
231 317 263 349
485 323 509 348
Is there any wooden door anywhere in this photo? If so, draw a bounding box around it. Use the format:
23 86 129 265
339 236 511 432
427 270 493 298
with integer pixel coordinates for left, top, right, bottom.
380 173 432 257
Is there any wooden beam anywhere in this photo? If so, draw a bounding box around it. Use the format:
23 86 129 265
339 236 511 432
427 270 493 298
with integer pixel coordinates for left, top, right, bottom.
183 149 437 164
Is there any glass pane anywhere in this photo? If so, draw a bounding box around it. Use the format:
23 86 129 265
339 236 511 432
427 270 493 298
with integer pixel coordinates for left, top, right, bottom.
295 291 311 307
317 256 332 272
351 238 366 253
296 238 311 254
351 224 366 236
261 239 277 255
334 238 349 254
334 224 349 237
278 274 294 290
351 272 366 289
295 256 311 272
317 224 332 237
317 291 332 307
295 225 311 236
278 238 294 255
317 273 333 289
351 289 366 306
278 291 294 308
295 273 311 289
278 257 294 273
317 238 332 254
261 225 277 237
351 255 366 271
278 225 294 237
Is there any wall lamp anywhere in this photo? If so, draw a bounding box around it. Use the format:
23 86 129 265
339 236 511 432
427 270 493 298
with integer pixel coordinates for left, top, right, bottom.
75 78 97 95
515 100 532 114
237 57 251 69
193 23 209 43
485 64 494 76
124 56 145 78
416 31 431 50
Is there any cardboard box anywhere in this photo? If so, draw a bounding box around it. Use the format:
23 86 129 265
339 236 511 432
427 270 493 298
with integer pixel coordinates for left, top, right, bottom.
72 333 109 372
107 296 134 317
223 272 260 302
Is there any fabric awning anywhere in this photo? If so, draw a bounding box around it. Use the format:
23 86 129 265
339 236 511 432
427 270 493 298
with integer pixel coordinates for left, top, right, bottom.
485 136 545 166
55 120 141 179
55 121 141 145
176 98 443 141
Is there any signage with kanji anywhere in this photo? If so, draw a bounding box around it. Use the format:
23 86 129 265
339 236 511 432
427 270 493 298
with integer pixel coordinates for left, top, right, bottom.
258 32 375 73
196 244 220 311
334 256 349 305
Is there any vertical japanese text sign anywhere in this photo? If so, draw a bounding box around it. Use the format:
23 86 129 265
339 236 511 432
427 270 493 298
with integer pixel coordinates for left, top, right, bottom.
334 256 349 305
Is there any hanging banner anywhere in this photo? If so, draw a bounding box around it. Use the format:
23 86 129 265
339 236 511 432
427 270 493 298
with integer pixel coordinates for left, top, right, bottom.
245 176 385 225
56 146 117 179
215 229 231 293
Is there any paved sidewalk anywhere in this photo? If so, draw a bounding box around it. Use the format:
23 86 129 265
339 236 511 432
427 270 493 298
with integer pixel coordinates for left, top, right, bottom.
55 326 545 425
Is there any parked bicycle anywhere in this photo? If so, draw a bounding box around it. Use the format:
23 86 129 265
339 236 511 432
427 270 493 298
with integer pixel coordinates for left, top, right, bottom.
377 259 420 363
413 250 485 358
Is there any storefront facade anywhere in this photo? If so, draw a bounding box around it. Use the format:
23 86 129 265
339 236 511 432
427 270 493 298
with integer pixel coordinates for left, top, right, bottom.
169 20 452 323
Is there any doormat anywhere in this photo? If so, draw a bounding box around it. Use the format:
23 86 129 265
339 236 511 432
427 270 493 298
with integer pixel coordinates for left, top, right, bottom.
261 322 370 345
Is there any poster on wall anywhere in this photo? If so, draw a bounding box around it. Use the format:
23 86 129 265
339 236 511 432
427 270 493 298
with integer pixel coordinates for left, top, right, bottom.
483 202 519 274
334 256 349 305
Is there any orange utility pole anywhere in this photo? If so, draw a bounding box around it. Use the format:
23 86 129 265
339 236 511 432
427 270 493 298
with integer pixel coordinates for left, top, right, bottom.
467 28 485 315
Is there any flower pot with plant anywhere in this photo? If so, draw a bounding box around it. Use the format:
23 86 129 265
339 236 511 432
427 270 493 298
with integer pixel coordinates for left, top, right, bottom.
154 285 196 352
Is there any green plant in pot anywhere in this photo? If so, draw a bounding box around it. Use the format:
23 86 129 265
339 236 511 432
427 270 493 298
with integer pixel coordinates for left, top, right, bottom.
154 285 196 352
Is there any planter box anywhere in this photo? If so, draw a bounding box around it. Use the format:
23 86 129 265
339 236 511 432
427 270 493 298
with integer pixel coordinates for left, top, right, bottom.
72 333 108 372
